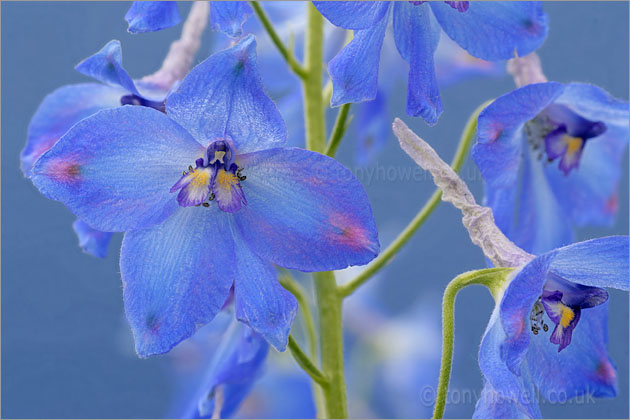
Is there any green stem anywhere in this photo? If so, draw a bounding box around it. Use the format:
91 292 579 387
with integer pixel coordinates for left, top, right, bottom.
325 103 352 157
288 335 328 386
433 268 513 419
249 1 307 79
302 6 348 417
314 271 348 418
339 101 490 298
304 3 326 153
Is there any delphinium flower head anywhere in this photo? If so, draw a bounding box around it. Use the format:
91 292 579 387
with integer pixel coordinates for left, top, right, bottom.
313 1 548 125
31 35 380 356
473 80 629 254
475 236 628 418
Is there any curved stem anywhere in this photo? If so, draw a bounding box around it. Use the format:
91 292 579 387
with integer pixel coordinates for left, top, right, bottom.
249 1 307 79
433 268 513 419
339 101 489 298
288 335 328 386
325 103 352 157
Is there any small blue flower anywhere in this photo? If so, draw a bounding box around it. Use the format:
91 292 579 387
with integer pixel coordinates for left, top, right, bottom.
313 1 548 125
474 236 628 418
21 40 168 258
183 317 269 419
473 82 629 254
31 35 380 356
125 1 252 38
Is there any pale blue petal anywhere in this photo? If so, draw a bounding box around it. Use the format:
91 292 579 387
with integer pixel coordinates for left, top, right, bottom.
72 219 113 259
430 1 548 61
121 206 234 357
233 235 297 351
548 236 629 291
473 82 564 190
167 35 287 153
75 40 138 94
545 83 629 227
125 1 181 33
393 1 442 123
478 304 542 418
473 382 533 419
526 302 617 400
233 147 380 272
31 106 205 232
210 1 252 38
512 147 574 254
313 1 390 30
328 7 390 107
21 83 126 176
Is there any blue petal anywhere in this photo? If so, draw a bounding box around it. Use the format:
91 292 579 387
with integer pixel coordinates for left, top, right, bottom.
429 1 548 61
75 40 138 94
327 6 390 107
210 1 252 38
478 303 542 418
120 206 235 357
355 91 390 166
233 235 297 351
72 219 113 259
167 35 287 153
31 106 205 232
313 1 390 30
545 84 629 227
193 323 269 419
548 236 629 291
473 382 532 419
21 83 126 176
125 1 181 34
473 82 564 190
499 255 553 376
512 147 574 254
393 2 442 123
526 302 617 400
233 147 380 272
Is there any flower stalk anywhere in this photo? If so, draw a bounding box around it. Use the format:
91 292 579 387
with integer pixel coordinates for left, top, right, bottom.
303 4 348 418
433 268 514 419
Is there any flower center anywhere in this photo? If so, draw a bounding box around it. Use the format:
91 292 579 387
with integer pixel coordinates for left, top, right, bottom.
525 104 606 176
530 275 609 352
170 139 247 213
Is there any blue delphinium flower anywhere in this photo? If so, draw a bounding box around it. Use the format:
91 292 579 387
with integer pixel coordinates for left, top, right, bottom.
125 1 252 37
21 40 169 258
31 35 380 356
473 82 629 255
474 236 628 418
313 1 548 125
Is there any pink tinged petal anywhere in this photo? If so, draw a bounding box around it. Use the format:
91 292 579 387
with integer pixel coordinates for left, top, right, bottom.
31 106 205 232
233 147 379 272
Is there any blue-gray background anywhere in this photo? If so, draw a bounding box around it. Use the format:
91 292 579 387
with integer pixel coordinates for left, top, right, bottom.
2 2 628 418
